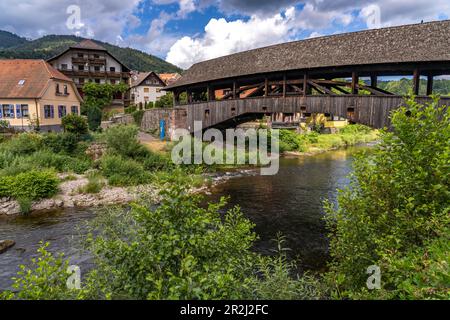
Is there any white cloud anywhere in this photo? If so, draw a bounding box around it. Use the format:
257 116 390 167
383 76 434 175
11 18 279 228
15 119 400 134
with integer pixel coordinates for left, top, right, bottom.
166 10 297 69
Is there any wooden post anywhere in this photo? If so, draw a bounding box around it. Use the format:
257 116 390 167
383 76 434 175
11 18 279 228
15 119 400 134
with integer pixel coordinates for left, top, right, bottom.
351 72 359 94
426 75 434 96
370 75 378 88
303 74 308 97
187 89 192 104
264 77 268 97
232 81 237 99
207 85 215 101
413 68 420 95
173 90 178 106
283 74 287 98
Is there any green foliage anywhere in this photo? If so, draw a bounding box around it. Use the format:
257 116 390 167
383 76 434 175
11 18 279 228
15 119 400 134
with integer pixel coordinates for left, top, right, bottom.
0 170 59 200
17 197 32 215
102 125 148 158
100 155 151 186
125 105 137 114
132 109 145 126
0 132 43 156
0 30 28 49
0 242 86 300
42 132 79 154
324 96 450 299
278 130 307 152
61 114 88 135
155 92 174 108
85 105 102 132
0 34 182 73
77 174 104 194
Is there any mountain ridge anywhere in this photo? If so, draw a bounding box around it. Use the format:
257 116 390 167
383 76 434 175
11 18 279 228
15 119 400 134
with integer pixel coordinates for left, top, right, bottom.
0 32 182 73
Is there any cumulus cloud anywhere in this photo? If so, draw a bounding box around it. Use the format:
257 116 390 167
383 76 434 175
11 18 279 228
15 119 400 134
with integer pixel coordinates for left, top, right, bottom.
166 9 297 69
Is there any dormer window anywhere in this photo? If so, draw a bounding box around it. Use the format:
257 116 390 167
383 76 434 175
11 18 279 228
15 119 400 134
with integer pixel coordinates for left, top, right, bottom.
18 79 25 86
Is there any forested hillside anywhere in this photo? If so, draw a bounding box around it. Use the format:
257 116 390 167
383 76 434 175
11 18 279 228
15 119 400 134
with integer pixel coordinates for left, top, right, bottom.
0 32 182 73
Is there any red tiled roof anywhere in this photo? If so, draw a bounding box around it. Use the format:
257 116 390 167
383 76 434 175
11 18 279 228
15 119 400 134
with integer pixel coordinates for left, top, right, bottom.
0 59 73 98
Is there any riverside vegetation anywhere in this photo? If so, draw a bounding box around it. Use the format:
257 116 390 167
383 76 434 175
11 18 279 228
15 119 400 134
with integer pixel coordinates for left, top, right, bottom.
0 97 448 300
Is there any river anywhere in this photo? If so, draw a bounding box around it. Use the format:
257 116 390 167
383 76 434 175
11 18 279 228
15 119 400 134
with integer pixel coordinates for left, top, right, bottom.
0 145 369 290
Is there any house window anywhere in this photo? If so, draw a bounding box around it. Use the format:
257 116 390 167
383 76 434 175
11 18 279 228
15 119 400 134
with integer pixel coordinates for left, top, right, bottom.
94 66 100 71
95 79 100 84
110 67 116 72
94 54 100 59
56 83 61 94
58 105 67 118
61 64 68 70
18 79 26 86
15 104 29 118
71 106 79 114
144 87 150 93
79 78 85 84
78 53 84 58
78 65 85 71
44 105 54 118
64 85 68 95
110 79 116 84
144 96 149 102
156 88 162 93
2 104 14 118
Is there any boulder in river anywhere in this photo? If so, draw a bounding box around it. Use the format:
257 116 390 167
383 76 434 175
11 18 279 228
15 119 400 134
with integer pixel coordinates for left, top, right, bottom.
0 240 15 254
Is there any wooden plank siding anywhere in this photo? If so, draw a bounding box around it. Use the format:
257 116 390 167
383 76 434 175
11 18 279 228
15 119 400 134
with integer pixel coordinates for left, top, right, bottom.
182 96 450 131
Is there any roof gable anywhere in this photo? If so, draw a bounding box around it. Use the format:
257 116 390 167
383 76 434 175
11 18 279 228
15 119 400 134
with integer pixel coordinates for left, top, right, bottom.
131 72 166 87
0 59 74 99
70 39 106 51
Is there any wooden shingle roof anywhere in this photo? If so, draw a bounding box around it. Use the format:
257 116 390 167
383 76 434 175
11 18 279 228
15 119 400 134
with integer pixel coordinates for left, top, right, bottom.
0 59 74 99
167 20 450 89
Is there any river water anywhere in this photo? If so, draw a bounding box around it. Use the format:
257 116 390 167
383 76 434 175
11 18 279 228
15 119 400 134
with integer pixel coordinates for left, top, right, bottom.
0 145 369 290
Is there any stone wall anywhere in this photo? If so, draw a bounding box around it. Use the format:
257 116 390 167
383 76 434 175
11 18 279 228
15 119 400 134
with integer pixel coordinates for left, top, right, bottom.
140 108 188 140
102 108 188 140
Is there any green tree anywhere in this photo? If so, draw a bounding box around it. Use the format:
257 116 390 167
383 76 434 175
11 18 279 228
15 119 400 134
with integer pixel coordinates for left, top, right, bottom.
324 96 450 299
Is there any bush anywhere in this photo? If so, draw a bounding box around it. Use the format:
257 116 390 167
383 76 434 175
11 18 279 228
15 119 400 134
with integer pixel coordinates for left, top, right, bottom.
103 125 148 158
1 133 43 156
82 183 321 300
100 155 151 186
324 96 450 299
42 132 79 154
278 130 306 152
77 175 104 194
0 242 86 300
62 114 88 135
132 110 145 127
0 170 59 200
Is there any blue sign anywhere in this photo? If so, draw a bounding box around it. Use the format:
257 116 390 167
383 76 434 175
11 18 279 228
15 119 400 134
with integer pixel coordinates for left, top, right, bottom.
160 119 165 140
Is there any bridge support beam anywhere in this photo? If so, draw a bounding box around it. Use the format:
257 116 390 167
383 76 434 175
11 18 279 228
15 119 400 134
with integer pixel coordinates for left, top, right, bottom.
427 75 434 96
352 72 359 94
413 68 420 95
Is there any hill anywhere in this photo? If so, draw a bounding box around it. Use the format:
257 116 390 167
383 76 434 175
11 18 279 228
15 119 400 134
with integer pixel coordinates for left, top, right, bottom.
0 30 28 49
0 33 182 73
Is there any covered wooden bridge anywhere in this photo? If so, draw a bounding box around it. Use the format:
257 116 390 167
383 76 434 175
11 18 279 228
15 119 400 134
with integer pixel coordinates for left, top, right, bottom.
165 20 450 131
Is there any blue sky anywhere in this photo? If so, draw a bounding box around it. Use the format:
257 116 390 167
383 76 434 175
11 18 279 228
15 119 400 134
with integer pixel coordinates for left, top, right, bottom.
0 1 449 68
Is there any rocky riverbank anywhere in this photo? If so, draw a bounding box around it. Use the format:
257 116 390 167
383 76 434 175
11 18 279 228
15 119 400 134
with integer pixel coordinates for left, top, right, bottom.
0 174 160 217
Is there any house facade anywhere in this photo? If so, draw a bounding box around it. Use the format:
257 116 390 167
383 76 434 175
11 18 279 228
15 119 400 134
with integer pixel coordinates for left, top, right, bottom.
0 59 83 132
47 39 131 112
130 72 167 107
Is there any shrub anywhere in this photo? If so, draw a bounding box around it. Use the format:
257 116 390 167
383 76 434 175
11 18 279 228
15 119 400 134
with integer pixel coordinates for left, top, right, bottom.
103 125 148 158
132 110 145 127
324 96 450 299
100 155 151 186
0 170 59 200
61 114 89 135
278 130 306 152
1 133 43 156
0 242 86 300
78 175 104 194
17 197 33 215
42 132 79 154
